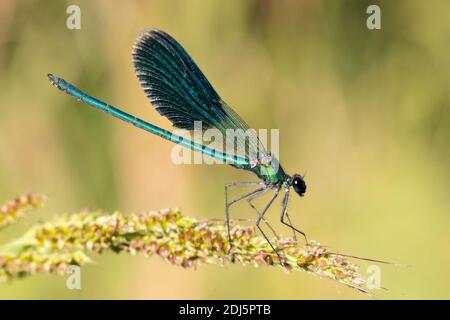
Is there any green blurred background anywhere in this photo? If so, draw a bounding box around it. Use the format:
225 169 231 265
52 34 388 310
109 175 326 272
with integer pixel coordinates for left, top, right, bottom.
0 0 449 299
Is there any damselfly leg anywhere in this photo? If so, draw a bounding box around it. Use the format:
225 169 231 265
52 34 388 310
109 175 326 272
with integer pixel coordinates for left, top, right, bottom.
280 188 308 245
247 197 279 239
254 186 286 264
224 182 277 253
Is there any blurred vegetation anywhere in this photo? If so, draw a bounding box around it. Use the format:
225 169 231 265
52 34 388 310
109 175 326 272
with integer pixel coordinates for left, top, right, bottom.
0 0 449 299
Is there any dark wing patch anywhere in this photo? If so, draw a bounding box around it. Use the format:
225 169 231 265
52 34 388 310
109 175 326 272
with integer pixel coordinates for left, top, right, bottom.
132 29 266 158
132 29 227 130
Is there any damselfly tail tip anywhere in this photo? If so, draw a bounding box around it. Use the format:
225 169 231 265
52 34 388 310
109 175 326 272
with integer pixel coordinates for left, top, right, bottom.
47 73 59 85
47 73 67 92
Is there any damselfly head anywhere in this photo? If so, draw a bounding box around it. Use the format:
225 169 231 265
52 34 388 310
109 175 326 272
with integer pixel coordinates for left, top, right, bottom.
291 174 307 197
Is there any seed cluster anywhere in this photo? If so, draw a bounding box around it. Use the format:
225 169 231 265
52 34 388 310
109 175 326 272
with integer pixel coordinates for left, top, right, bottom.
0 197 368 293
0 193 45 229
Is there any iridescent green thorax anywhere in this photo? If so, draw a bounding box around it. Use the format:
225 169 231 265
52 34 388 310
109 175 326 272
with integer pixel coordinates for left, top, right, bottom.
254 161 288 185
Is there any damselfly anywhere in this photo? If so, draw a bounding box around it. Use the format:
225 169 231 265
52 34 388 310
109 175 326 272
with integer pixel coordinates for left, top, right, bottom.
48 29 308 264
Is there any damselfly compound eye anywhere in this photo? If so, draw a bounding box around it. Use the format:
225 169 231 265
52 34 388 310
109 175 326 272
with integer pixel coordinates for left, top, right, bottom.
292 175 306 196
